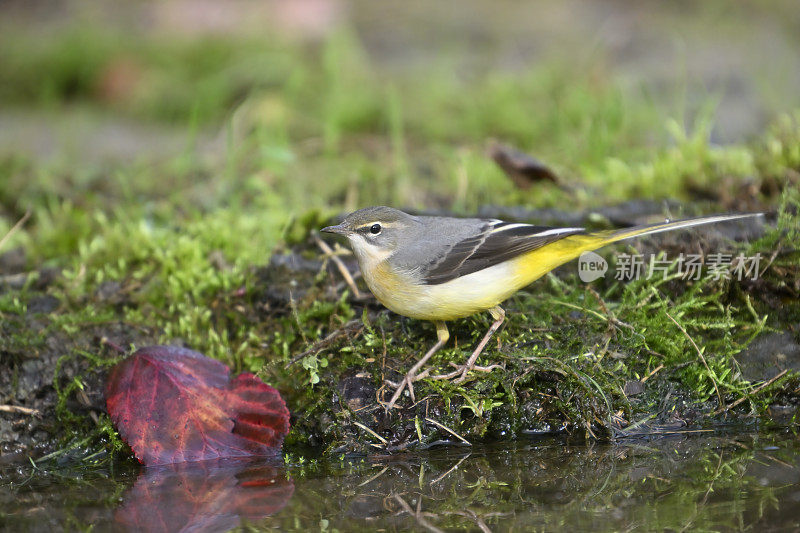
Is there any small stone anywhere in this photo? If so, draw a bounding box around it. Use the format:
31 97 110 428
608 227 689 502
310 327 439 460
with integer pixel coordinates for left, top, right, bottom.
735 332 800 382
339 372 375 412
0 247 27 274
26 294 60 315
94 280 123 304
624 380 644 397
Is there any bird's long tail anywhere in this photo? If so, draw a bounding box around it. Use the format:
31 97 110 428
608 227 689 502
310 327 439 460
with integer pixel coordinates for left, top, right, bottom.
513 213 763 286
592 212 763 246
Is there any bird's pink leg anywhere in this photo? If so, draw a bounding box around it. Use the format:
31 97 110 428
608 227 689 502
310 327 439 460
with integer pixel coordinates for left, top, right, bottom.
385 321 449 409
453 306 505 384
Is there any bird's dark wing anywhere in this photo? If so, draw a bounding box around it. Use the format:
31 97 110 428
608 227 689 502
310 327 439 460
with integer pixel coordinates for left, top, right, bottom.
421 221 585 285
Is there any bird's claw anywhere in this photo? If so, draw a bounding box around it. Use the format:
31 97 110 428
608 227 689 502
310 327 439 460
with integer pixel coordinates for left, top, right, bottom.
383 372 419 410
384 362 503 410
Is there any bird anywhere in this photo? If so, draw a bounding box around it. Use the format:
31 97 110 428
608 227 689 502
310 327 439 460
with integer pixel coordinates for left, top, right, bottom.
321 206 761 409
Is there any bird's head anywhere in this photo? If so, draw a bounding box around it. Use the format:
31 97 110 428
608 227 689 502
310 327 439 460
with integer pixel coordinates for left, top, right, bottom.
321 206 419 265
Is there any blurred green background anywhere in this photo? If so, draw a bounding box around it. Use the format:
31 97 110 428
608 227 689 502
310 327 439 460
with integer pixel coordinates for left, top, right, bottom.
2 0 799 232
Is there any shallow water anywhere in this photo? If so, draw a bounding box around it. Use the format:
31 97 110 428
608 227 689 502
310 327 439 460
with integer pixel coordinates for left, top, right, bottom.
2 430 799 532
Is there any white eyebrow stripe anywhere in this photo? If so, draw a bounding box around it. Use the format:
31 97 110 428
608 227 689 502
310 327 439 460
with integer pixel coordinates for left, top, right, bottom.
356 221 400 230
531 227 584 237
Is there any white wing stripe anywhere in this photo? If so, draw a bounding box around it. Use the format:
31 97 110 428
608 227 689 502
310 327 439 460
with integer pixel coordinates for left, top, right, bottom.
531 227 584 237
489 223 531 233
489 223 584 236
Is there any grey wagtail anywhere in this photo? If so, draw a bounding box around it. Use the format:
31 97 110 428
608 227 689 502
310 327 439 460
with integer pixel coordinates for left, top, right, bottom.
321 206 761 409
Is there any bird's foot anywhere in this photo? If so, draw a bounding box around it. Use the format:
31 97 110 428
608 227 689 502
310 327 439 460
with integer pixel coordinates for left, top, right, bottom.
382 328 449 410
431 305 506 384
384 371 420 410
383 361 503 410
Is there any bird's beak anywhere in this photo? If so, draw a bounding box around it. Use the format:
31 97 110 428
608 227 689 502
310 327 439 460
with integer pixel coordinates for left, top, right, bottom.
321 224 348 235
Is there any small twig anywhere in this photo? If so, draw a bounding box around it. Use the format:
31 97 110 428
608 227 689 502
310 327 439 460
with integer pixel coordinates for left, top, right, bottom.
408 395 435 410
586 285 633 333
655 428 713 434
448 509 494 533
430 454 469 485
615 414 656 435
353 421 388 446
758 247 780 279
763 451 794 469
443 509 512 525
640 364 664 383
666 312 724 409
551 299 634 330
33 435 93 463
425 417 470 445
358 465 389 487
393 494 445 533
100 337 127 355
711 369 788 416
286 319 362 368
377 326 389 404
0 211 31 252
314 232 364 299
0 404 41 417
645 348 666 359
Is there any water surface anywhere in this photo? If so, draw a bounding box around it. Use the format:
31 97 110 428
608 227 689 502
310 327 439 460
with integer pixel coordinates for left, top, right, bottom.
2 430 799 531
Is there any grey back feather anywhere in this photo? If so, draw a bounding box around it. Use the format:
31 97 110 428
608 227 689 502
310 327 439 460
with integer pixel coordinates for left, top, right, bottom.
390 215 584 284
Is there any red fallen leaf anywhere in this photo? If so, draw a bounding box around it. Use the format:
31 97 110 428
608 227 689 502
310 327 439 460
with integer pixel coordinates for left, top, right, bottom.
115 459 294 532
106 346 290 465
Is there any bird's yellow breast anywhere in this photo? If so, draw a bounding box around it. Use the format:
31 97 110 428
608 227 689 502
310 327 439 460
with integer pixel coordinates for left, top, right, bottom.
362 260 432 319
360 237 600 322
362 258 520 321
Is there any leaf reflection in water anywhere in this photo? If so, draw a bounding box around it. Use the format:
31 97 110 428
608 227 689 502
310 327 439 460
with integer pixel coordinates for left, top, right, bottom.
115 458 293 532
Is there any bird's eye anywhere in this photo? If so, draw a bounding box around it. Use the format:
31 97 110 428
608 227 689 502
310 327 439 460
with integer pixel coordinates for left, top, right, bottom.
370 223 382 235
